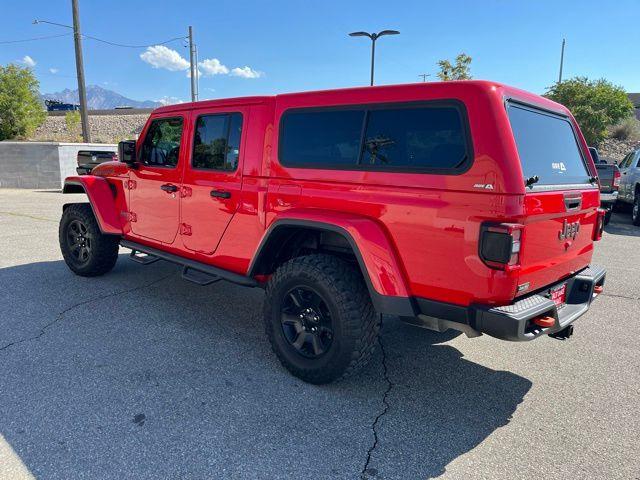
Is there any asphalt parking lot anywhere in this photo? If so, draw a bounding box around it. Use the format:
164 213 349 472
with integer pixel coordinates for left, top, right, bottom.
0 189 639 480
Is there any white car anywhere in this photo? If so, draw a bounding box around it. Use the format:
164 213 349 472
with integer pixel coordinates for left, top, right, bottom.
617 149 640 225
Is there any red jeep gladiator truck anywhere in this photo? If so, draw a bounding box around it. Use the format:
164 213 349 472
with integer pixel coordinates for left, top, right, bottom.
59 81 607 384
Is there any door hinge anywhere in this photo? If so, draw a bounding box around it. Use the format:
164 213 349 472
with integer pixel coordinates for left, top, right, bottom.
180 223 192 236
125 180 137 190
121 211 137 222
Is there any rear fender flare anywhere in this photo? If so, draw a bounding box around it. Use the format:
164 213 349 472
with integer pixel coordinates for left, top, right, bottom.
249 211 415 316
62 176 122 235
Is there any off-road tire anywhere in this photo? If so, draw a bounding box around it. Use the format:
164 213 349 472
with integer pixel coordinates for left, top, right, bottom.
264 254 380 384
59 203 119 276
633 193 640 226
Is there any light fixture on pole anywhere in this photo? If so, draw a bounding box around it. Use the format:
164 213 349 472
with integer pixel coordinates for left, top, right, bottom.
348 30 399 86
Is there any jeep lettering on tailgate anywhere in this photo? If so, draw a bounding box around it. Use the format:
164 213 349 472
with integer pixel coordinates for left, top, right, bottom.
59 81 606 384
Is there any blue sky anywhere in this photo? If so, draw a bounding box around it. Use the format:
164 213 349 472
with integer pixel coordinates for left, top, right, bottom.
2 0 639 103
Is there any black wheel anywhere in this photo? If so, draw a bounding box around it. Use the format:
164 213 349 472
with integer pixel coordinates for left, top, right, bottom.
264 254 380 384
633 194 640 226
604 209 612 225
59 203 119 276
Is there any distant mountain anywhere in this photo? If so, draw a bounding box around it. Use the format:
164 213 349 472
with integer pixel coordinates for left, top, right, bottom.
41 85 161 110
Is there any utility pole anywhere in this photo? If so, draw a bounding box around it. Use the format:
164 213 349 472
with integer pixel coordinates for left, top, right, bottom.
188 26 197 102
558 38 565 84
71 0 90 142
419 73 430 82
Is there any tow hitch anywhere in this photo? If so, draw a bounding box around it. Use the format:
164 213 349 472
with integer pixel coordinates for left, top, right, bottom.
549 324 574 341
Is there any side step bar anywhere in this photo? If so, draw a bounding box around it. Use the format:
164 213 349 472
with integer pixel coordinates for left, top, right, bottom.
121 239 258 288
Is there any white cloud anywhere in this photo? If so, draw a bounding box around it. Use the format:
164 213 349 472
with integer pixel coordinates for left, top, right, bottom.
21 56 36 68
229 66 262 79
156 96 185 106
140 45 189 71
198 58 229 76
49 67 59 74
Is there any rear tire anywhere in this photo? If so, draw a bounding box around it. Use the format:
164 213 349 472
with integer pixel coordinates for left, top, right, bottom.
264 254 380 384
59 203 119 276
633 194 640 226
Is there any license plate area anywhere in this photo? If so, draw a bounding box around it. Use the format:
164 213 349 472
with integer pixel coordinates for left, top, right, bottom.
548 283 567 308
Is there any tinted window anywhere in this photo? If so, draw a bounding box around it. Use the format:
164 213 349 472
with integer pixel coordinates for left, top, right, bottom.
280 110 364 167
279 103 469 172
139 117 183 168
508 104 590 186
192 113 243 171
362 107 467 169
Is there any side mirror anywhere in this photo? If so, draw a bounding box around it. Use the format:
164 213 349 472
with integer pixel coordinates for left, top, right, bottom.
118 140 137 167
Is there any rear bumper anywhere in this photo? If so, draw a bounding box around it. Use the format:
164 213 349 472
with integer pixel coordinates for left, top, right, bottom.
600 191 618 205
473 265 606 341
389 265 606 342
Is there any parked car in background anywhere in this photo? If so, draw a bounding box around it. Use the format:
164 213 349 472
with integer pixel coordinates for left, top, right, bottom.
76 150 118 175
589 147 620 225
615 149 640 225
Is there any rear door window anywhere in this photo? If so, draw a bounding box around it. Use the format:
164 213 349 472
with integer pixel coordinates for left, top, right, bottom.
192 113 243 171
508 103 591 186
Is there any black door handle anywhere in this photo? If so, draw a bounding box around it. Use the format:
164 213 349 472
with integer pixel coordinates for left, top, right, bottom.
160 184 178 193
210 190 231 199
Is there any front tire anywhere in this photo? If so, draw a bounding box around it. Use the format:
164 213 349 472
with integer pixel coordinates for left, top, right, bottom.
59 203 119 276
264 254 380 384
633 194 640 226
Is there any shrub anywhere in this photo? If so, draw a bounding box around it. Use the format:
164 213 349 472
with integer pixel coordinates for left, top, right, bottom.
545 77 634 145
609 116 640 142
0 64 47 140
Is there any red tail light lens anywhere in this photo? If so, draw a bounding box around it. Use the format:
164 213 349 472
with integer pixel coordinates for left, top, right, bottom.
479 223 524 272
593 208 606 241
613 170 621 189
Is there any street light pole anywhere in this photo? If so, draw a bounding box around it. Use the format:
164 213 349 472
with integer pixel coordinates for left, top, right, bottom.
71 0 91 142
558 38 566 84
188 26 197 102
349 30 399 86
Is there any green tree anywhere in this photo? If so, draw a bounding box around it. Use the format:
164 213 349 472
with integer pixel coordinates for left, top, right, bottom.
437 53 472 81
544 77 633 145
0 64 47 140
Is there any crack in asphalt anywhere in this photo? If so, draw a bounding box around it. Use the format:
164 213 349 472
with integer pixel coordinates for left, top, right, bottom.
361 327 394 480
0 273 174 353
601 292 640 301
0 211 57 223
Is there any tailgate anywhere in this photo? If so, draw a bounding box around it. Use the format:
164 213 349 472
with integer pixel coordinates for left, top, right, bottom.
507 101 599 295
518 188 599 294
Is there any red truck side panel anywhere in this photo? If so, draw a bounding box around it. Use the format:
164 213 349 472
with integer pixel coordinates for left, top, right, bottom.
63 175 122 235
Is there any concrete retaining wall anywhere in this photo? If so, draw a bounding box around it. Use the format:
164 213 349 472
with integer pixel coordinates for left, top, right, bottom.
0 142 116 189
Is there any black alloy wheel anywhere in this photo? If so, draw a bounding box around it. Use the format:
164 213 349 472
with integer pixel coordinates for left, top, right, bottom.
280 286 334 358
66 219 93 264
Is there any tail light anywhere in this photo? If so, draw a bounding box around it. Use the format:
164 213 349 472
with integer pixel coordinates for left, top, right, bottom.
593 208 606 241
479 223 524 272
613 170 621 189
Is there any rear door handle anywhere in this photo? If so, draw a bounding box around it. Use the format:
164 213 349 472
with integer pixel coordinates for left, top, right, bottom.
210 190 231 199
160 184 178 193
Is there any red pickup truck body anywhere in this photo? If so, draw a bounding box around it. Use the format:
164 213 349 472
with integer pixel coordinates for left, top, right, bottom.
61 81 606 382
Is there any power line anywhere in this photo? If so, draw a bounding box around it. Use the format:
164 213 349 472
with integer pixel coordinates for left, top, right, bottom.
81 34 187 49
0 33 71 44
